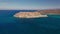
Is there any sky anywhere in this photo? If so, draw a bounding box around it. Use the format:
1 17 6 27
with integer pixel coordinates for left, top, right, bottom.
0 0 60 10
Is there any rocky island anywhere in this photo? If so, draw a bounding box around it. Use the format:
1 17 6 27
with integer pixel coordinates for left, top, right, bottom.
14 9 60 18
14 11 48 18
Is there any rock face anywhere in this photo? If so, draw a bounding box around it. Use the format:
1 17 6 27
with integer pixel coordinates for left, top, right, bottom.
14 12 48 18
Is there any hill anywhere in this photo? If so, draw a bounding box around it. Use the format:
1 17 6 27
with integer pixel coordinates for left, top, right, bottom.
38 9 60 14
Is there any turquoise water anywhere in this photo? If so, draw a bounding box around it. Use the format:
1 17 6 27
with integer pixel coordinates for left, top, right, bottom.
0 15 60 34
0 10 60 34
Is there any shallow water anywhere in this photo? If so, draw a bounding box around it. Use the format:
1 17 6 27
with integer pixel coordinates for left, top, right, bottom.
0 10 60 34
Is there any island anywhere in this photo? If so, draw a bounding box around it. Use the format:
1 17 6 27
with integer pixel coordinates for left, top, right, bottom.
14 9 60 18
14 11 48 18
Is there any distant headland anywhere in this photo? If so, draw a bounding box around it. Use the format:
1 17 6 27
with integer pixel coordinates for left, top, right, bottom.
14 9 60 18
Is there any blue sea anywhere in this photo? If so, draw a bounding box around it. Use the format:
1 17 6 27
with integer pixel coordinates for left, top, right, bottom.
0 10 60 34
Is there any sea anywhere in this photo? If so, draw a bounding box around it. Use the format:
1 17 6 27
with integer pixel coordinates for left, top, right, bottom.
0 10 60 34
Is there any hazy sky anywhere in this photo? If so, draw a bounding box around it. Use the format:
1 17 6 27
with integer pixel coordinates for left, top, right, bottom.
0 0 60 10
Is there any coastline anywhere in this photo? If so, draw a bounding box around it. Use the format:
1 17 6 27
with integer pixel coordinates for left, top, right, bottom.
47 13 60 15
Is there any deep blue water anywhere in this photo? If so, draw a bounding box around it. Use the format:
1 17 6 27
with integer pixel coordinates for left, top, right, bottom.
0 10 60 34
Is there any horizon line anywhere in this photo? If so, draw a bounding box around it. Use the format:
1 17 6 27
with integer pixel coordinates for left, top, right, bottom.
0 8 60 10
